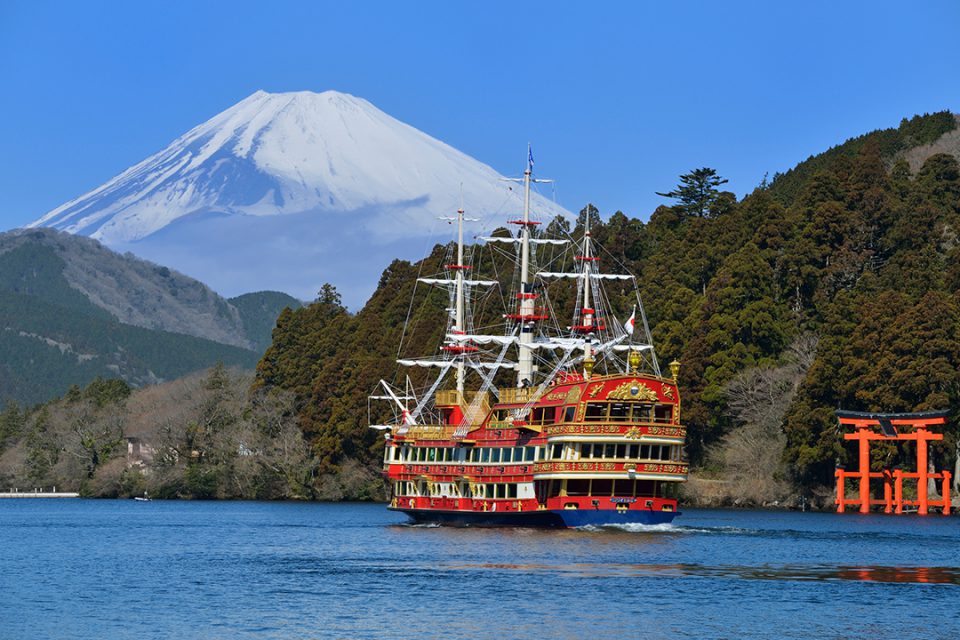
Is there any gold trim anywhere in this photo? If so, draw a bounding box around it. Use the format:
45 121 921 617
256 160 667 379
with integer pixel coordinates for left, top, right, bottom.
606 380 658 401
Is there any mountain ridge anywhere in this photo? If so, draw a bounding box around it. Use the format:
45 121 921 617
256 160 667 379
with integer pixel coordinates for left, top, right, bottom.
27 90 571 305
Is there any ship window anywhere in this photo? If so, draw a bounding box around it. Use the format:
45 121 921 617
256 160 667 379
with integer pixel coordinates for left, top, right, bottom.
503 448 513 463
604 444 616 459
627 444 639 459
592 479 613 496
584 403 607 421
428 448 437 462
488 484 497 499
566 479 590 496
640 445 650 459
654 405 673 423
524 446 536 462
613 480 633 496
532 407 553 425
564 406 576 422
632 405 652 422
547 480 562 498
635 480 655 497
507 484 518 499
481 448 491 463
513 447 524 463
615 444 627 459
551 444 563 460
490 448 501 463
609 403 630 421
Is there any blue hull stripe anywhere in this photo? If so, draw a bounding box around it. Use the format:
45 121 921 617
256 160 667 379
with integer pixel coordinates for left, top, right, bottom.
394 507 679 528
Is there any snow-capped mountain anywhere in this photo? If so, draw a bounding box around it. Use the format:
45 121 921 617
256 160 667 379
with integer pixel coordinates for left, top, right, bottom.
29 90 570 306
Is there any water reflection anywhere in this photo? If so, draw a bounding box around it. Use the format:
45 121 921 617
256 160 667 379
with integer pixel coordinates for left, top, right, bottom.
443 561 960 585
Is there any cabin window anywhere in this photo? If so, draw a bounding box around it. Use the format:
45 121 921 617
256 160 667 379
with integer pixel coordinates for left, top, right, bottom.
513 447 524 463
506 484 518 499
603 443 616 459
592 479 613 496
564 406 576 422
490 448 501 463
613 480 633 496
654 405 673 423
609 403 630 421
566 479 590 496
524 446 536 462
501 448 512 464
632 405 652 422
480 448 490 463
640 445 650 459
584 403 607 421
550 444 563 460
531 407 553 425
627 444 639 459
615 444 627 459
547 480 562 498
635 480 655 497
580 443 592 459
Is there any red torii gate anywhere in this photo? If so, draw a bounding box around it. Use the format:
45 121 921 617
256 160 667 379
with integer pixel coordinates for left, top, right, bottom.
835 410 951 515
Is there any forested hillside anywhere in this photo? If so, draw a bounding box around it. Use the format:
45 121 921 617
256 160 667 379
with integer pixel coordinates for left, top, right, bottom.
0 230 301 406
254 111 960 505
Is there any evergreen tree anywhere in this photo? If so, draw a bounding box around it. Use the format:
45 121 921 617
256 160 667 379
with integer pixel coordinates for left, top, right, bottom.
657 167 730 218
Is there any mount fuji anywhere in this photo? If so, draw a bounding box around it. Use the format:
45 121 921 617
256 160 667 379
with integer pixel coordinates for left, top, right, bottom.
29 90 571 307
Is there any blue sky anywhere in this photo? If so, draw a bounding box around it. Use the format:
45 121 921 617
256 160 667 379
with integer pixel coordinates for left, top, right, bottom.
1 1 958 229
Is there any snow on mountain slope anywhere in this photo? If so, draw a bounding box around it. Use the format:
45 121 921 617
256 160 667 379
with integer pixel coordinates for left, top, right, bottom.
30 91 570 305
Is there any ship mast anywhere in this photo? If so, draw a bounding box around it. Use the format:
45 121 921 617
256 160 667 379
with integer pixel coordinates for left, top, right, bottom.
580 208 594 368
454 205 466 396
517 155 535 387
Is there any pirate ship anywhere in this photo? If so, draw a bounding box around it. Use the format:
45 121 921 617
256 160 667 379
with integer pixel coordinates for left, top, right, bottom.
370 151 687 526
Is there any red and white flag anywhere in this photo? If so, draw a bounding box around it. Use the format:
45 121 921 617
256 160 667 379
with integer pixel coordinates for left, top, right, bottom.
623 307 636 335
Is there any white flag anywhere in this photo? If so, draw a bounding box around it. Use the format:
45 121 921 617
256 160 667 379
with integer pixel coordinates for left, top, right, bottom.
623 307 636 335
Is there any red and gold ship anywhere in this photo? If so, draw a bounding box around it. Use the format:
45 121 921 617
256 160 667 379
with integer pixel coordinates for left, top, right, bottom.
370 151 687 527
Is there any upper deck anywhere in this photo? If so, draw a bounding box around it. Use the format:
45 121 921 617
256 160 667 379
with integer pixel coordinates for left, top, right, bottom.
394 371 683 445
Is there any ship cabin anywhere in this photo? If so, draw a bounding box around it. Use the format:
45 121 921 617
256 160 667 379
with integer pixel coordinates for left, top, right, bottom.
384 367 688 518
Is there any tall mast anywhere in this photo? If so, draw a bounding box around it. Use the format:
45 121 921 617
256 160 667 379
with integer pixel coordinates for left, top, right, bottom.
581 208 594 367
455 205 466 396
517 155 535 387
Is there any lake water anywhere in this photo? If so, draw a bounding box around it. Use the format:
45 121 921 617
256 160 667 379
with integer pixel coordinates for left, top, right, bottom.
1 500 957 639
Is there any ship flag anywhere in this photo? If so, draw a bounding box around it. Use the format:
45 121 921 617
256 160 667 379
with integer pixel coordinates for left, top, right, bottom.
623 306 636 335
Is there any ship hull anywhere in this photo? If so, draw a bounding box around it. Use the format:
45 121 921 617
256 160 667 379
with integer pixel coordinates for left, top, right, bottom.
394 507 679 528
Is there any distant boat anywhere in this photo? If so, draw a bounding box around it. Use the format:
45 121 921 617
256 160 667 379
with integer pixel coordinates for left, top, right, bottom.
133 492 151 502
